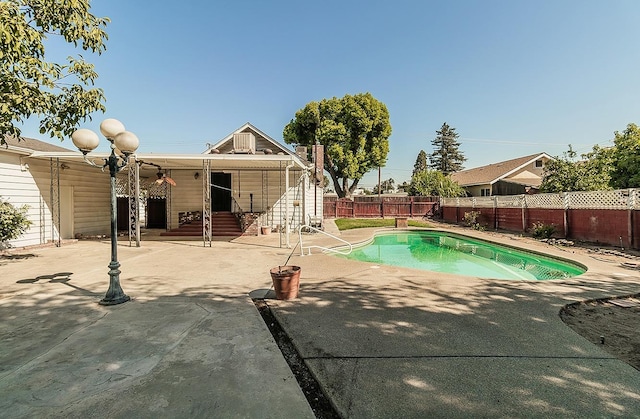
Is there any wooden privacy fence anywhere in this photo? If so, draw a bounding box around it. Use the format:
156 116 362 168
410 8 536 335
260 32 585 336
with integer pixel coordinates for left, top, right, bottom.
441 189 640 250
323 196 439 219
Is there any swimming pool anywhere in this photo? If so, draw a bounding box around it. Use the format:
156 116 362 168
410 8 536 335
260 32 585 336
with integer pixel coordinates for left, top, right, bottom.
338 231 586 280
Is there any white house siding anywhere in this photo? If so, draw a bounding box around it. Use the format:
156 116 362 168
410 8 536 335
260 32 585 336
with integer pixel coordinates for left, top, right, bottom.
247 170 322 231
1 155 111 248
229 170 286 213
167 170 203 228
267 170 318 232
162 168 323 233
305 179 324 224
28 158 111 238
0 152 47 248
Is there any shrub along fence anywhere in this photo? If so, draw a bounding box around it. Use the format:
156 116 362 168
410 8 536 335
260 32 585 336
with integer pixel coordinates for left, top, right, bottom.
323 196 439 219
441 189 640 250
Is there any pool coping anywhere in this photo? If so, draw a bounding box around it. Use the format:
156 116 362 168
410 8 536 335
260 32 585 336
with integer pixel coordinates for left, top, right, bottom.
341 228 588 277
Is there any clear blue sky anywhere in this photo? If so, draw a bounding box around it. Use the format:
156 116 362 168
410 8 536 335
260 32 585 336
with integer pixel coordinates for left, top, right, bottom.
21 0 640 188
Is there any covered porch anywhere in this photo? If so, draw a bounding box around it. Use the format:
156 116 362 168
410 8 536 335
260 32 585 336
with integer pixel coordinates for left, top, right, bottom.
28 151 321 248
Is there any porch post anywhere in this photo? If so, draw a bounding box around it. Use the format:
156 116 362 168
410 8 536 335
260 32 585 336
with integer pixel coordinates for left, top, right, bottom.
285 160 293 248
49 158 61 247
128 158 140 247
203 159 212 247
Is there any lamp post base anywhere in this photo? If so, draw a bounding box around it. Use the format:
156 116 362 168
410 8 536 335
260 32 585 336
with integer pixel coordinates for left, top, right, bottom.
99 261 130 305
99 294 131 306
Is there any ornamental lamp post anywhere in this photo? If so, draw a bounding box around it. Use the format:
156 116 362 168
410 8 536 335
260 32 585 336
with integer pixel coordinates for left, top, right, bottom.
71 118 139 305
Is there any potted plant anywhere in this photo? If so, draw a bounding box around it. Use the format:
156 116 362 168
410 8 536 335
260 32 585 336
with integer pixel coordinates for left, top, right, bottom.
269 265 301 300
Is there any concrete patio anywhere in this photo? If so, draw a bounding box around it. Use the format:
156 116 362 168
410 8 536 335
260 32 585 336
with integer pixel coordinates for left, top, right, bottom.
1 222 639 417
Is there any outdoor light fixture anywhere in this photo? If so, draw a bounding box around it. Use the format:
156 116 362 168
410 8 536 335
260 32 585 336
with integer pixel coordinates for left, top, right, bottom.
71 118 139 305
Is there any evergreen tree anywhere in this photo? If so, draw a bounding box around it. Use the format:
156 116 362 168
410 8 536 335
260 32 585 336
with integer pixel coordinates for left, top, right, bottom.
413 150 428 176
429 123 466 175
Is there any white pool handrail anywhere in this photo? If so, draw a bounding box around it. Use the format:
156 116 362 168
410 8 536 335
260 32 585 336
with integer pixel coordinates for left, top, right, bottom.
298 224 353 256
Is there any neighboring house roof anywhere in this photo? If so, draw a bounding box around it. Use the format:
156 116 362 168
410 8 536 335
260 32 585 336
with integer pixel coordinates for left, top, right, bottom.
2 135 73 154
451 152 552 187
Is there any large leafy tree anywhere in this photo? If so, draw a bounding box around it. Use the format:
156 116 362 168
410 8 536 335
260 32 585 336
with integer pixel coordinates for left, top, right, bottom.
540 145 613 192
283 93 391 198
429 122 466 175
1 0 109 145
409 169 465 197
609 123 640 188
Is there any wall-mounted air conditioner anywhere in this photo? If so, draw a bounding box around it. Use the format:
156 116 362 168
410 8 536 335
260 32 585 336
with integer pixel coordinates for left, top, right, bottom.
233 132 256 154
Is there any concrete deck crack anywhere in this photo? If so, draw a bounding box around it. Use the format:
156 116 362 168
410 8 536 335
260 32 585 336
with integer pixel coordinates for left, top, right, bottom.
0 311 110 380
304 354 619 361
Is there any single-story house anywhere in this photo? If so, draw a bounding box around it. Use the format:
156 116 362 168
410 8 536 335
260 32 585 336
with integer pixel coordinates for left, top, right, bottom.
1 122 321 249
450 152 553 197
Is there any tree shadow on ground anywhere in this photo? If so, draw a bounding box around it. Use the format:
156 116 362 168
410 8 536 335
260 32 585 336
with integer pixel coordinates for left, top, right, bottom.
0 285 312 418
266 270 640 417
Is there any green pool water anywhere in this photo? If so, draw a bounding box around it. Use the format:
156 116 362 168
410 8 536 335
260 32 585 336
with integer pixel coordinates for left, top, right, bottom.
338 231 586 280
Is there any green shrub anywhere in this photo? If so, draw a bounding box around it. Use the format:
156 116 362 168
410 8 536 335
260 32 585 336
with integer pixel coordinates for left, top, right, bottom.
530 221 556 239
463 211 484 231
0 198 32 247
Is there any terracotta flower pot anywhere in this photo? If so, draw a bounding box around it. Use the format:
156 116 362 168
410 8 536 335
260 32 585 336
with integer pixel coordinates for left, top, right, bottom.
261 226 271 235
270 265 301 300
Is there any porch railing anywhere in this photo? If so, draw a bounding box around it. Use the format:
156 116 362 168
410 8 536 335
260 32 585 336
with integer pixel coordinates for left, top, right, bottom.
298 225 353 256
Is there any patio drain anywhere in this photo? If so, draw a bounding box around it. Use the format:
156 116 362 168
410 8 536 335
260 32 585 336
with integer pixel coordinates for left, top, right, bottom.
253 299 340 419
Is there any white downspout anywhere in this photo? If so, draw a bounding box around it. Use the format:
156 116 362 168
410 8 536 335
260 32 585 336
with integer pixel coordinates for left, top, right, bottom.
285 159 295 248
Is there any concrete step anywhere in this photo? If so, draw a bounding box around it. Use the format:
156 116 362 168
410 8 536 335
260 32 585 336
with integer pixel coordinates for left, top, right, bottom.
160 212 242 237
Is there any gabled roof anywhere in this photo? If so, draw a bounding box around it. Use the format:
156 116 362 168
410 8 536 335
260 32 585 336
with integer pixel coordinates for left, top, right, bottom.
450 152 552 187
205 122 298 155
2 135 73 154
27 123 311 171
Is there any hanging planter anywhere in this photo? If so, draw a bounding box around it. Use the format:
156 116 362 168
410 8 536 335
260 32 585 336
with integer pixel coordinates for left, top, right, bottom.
270 265 301 300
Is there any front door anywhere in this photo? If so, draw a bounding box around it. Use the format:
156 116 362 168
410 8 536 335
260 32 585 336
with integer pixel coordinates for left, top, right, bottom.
211 172 231 212
146 198 167 228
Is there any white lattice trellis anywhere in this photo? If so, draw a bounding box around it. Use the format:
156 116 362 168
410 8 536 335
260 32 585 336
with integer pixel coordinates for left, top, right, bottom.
457 197 475 207
473 197 495 208
115 174 130 196
524 193 565 209
496 195 524 208
441 197 457 206
567 190 630 210
443 189 639 210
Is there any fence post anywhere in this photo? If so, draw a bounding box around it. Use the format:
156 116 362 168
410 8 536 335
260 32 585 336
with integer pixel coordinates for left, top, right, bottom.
380 197 384 218
562 192 569 238
493 196 498 230
410 197 414 218
521 194 526 232
628 188 635 249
